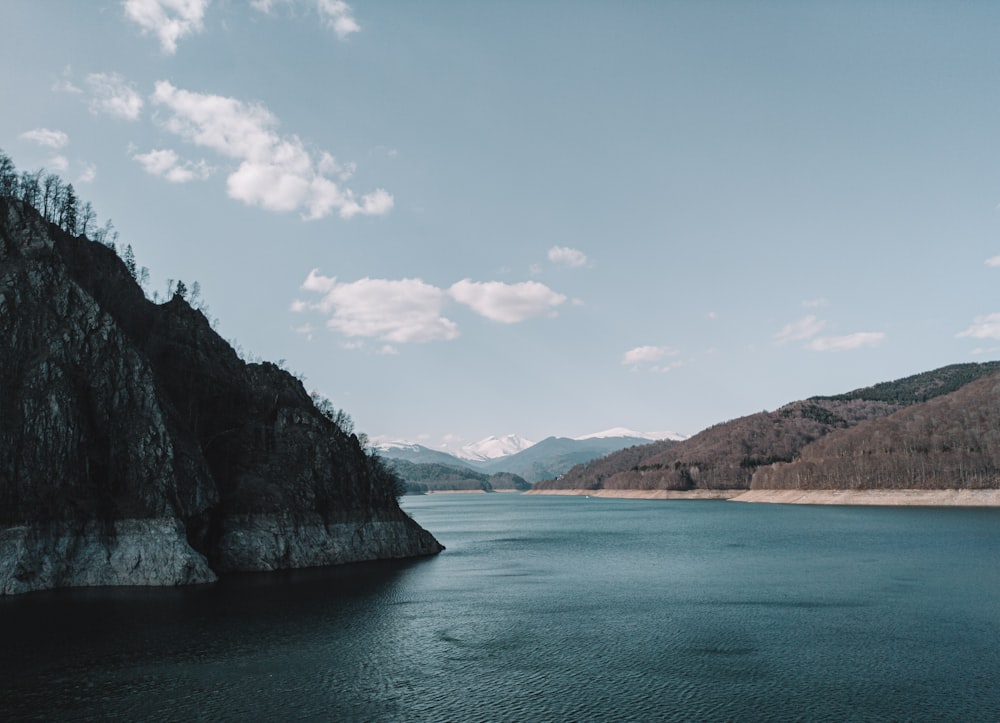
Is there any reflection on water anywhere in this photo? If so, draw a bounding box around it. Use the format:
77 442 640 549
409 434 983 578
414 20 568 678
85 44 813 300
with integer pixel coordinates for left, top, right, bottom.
2 495 999 720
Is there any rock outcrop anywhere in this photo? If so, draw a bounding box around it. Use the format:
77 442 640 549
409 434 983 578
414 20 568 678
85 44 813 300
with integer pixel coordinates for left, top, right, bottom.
0 198 442 594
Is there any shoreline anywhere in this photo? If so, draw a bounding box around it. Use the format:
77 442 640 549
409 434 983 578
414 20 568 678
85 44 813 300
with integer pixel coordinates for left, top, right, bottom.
411 488 524 495
527 488 1000 506
525 489 740 500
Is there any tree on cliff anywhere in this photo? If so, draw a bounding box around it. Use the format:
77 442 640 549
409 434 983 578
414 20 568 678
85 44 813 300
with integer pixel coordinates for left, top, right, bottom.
60 183 78 235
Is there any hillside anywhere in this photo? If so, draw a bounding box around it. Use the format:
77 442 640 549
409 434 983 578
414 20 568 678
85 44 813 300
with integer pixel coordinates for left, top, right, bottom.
375 442 483 470
380 433 664 484
0 190 442 594
535 363 1000 493
388 459 530 493
474 435 660 483
752 372 1000 490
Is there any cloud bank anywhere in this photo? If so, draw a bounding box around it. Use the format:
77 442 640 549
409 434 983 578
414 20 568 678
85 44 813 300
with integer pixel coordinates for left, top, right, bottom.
251 0 360 39
123 0 208 54
132 148 212 183
805 332 885 352
774 315 826 344
957 313 1000 341
622 345 681 373
448 280 566 323
19 128 69 149
775 314 884 352
150 81 392 219
86 73 144 121
294 271 569 346
548 246 589 268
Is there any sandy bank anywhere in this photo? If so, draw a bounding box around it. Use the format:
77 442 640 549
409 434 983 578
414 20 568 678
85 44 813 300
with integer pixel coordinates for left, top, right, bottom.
414 489 524 495
527 488 1000 506
729 489 1000 506
525 489 740 500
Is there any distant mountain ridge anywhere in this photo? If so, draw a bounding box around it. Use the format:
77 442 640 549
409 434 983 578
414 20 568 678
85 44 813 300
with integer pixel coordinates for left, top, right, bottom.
377 428 681 484
534 362 1000 494
387 459 530 494
456 434 535 461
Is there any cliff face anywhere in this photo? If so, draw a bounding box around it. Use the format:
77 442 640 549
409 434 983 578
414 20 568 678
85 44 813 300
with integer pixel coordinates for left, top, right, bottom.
0 198 442 595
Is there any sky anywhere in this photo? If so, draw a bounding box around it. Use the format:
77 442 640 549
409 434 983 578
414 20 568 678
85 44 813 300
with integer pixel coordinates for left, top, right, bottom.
3 1 1000 451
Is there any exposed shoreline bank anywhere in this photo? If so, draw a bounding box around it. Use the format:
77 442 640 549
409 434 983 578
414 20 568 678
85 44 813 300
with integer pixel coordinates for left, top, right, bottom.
526 488 1000 506
525 489 739 500
412 488 524 495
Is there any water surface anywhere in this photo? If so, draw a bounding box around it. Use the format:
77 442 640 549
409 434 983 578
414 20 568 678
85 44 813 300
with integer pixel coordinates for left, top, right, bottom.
2 495 998 720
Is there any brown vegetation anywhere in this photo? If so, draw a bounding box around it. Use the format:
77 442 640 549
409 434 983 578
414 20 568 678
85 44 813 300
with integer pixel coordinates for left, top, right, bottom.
535 364 1000 493
752 373 1000 490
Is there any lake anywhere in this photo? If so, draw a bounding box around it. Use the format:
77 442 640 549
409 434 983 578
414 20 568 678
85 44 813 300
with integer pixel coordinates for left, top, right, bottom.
2 494 999 720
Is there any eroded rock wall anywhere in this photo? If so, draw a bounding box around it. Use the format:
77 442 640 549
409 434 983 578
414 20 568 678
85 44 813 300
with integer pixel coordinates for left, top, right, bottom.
0 198 442 594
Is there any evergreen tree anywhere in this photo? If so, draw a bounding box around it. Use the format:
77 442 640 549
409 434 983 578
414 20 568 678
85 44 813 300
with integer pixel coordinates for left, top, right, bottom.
123 244 138 280
61 183 78 234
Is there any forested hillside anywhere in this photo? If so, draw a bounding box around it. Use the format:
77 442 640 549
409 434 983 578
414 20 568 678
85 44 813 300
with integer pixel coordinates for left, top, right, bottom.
535 364 1000 492
389 459 529 493
752 372 1000 490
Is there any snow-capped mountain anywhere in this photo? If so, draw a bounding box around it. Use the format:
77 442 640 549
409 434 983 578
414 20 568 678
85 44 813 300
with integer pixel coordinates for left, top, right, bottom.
456 434 536 461
574 427 687 442
375 428 686 483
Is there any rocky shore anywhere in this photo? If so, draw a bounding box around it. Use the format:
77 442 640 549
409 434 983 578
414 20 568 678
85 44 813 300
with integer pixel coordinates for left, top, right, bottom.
0 197 443 595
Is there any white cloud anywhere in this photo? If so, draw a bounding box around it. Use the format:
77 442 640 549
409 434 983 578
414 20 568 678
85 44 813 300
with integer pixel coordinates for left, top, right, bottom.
622 345 671 366
123 0 208 54
133 148 212 183
19 128 69 149
806 332 885 352
86 73 144 121
151 81 391 219
78 163 98 184
316 0 360 38
250 0 360 39
622 346 682 373
548 245 589 268
957 313 1000 341
296 272 572 345
774 315 825 344
296 271 459 343
448 280 567 323
47 155 69 172
985 256 1000 267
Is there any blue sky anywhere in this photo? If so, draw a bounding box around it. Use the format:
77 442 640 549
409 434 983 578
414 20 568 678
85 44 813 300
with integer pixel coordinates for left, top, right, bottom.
4 1 1000 450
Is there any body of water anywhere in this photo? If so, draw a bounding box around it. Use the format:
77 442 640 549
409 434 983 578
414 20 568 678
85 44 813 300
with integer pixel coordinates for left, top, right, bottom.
2 494 999 720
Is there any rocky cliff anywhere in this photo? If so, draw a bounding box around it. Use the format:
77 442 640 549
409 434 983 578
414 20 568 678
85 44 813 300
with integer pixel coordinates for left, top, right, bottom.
0 198 442 594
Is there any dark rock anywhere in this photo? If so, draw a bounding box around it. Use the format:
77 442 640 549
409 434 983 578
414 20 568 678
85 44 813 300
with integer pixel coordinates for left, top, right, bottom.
0 198 442 594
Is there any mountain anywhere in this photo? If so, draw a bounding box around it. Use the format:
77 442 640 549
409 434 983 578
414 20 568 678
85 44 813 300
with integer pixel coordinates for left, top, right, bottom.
0 193 442 595
476 434 663 483
374 441 484 470
534 363 1000 493
752 371 1000 490
456 434 536 461
575 427 686 442
387 459 531 493
379 430 670 484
